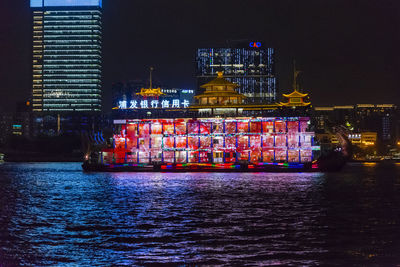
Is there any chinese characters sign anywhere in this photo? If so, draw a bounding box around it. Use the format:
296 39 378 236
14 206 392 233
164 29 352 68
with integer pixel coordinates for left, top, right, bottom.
118 99 191 109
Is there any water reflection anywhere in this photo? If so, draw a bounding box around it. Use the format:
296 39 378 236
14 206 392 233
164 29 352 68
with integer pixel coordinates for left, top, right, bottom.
0 163 399 265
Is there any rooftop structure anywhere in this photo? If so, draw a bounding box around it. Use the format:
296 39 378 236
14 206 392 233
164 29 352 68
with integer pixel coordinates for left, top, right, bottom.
135 67 165 98
194 72 246 106
280 90 311 107
279 67 311 107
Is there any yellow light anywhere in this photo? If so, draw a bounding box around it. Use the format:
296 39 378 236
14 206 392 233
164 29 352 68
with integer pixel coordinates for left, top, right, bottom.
362 141 375 146
136 87 165 97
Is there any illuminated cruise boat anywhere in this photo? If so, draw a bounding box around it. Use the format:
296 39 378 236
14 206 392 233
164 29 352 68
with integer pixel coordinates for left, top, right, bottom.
83 72 350 172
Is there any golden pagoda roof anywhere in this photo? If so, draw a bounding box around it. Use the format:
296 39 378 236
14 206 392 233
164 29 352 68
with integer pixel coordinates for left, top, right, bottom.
282 90 308 98
200 72 239 89
279 101 311 107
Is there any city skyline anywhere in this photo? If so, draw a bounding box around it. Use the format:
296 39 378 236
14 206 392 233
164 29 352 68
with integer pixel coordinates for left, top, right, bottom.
0 0 399 112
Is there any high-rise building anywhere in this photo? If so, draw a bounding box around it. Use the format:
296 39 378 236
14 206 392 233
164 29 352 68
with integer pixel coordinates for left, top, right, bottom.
30 0 103 113
196 43 276 104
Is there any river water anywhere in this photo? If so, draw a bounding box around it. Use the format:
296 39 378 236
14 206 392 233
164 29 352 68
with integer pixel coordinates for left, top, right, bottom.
0 162 399 266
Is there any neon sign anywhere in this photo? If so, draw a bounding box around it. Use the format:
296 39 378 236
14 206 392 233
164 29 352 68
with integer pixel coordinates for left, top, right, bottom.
249 42 262 48
118 99 191 109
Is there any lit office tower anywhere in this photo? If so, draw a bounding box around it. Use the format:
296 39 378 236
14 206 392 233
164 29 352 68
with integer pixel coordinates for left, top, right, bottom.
196 44 276 104
31 0 102 113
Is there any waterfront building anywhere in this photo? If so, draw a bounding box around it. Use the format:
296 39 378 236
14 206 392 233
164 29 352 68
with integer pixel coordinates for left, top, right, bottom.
30 0 103 113
313 104 397 145
98 72 319 169
196 43 276 104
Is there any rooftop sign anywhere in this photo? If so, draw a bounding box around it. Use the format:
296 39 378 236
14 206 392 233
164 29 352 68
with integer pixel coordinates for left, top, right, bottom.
249 42 262 48
117 99 191 110
31 0 102 8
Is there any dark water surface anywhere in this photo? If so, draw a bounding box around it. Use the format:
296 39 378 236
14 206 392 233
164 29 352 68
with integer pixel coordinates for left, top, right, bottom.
0 162 400 266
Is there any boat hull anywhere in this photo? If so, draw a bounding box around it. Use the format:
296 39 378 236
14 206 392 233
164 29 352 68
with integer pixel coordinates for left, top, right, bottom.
82 161 345 173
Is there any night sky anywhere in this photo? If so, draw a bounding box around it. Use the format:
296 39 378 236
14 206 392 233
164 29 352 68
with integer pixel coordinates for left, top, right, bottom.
0 0 399 112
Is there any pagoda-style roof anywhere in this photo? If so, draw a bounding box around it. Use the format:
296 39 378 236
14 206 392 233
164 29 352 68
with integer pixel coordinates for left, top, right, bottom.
280 89 311 107
279 65 311 107
200 72 239 89
194 91 245 99
282 90 308 98
195 72 246 106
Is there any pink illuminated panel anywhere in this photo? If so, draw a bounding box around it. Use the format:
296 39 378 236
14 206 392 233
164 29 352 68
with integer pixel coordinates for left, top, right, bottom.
163 122 174 135
176 137 187 149
225 121 237 134
262 121 274 133
237 121 248 133
275 121 286 133
175 121 186 135
151 121 162 135
250 121 261 133
213 121 224 134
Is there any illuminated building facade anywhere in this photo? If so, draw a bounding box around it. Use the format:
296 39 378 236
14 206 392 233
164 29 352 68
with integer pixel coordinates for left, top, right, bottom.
31 0 102 113
103 74 318 167
196 43 276 104
107 117 317 165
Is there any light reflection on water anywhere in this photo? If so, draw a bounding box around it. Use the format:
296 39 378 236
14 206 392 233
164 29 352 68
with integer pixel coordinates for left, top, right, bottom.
0 162 399 265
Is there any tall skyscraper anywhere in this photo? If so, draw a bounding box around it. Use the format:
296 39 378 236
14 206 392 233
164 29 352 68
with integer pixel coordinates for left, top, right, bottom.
196 43 276 104
30 0 102 113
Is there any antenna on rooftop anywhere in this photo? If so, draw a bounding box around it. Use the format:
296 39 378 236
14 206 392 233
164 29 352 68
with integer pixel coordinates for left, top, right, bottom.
292 60 302 92
149 67 154 89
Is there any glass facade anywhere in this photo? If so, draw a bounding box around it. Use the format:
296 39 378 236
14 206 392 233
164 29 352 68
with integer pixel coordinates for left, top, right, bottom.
196 48 276 104
107 117 316 165
32 6 102 113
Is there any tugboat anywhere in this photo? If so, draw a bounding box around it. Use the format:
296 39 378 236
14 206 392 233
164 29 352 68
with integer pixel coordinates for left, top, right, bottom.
83 70 350 172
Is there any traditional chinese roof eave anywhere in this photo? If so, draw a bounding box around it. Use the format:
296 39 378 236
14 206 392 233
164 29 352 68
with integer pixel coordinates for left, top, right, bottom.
194 92 246 99
200 71 240 89
282 90 308 98
189 103 280 109
278 102 311 107
200 78 239 88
